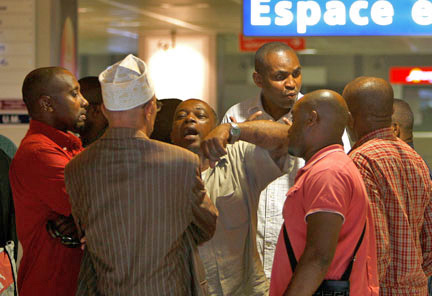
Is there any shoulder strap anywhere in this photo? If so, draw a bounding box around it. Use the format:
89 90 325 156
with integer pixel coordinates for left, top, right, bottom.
340 223 366 280
283 222 366 280
283 224 297 273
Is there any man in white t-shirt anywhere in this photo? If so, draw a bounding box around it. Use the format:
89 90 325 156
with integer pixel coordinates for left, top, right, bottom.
222 42 351 278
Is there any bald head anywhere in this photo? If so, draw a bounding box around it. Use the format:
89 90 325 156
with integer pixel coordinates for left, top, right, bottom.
343 76 393 123
392 98 414 143
342 76 394 141
392 99 413 131
255 42 297 74
288 89 349 160
22 67 68 115
299 89 349 137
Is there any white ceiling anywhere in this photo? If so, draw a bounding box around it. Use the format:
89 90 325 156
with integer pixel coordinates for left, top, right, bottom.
78 0 432 55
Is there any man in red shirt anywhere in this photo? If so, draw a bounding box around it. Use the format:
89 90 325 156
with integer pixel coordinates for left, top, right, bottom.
270 89 379 296
343 77 432 295
9 67 88 295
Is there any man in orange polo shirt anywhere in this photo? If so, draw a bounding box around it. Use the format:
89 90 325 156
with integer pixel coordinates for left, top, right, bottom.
270 90 379 296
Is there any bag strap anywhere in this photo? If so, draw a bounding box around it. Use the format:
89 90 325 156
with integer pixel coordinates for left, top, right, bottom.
283 221 366 280
283 223 297 273
340 223 366 280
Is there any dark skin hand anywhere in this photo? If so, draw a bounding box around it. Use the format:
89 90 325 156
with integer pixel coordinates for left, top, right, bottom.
229 111 263 123
51 215 78 237
201 120 290 168
48 215 84 249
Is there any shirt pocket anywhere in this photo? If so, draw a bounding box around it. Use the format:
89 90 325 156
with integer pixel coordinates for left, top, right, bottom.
216 190 249 230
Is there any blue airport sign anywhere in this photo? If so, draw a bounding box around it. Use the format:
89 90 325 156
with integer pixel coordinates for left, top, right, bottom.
243 0 432 36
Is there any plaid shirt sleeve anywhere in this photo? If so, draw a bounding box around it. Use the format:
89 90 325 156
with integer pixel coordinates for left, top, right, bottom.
351 153 391 280
421 185 432 276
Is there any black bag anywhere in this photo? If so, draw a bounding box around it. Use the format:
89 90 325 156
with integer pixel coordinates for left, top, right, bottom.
283 222 366 296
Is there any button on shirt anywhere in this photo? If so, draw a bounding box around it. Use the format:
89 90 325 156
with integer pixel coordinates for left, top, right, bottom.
270 145 379 296
222 94 351 278
349 128 432 296
9 120 83 296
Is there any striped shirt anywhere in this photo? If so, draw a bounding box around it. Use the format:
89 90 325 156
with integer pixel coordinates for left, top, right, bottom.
349 127 432 296
65 127 216 295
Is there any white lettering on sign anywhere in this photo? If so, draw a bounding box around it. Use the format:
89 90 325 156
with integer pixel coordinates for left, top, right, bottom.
251 0 271 25
249 0 432 34
406 69 432 83
275 1 294 26
350 1 369 26
371 1 394 26
324 1 346 26
297 1 321 33
412 0 432 25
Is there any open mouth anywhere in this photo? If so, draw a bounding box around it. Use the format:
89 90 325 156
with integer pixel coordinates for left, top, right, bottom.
183 127 199 140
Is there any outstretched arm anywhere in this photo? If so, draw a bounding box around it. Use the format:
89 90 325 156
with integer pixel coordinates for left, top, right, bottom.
201 121 290 167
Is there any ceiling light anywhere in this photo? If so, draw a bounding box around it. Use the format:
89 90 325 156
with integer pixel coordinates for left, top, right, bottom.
78 7 93 13
106 28 138 39
298 49 317 55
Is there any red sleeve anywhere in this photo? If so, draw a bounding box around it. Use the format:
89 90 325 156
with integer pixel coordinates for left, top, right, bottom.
26 145 72 216
302 170 350 223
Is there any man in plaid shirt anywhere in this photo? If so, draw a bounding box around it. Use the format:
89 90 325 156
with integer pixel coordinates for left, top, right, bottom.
343 76 432 295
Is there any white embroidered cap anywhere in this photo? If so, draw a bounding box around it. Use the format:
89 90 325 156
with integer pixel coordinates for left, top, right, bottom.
99 54 155 111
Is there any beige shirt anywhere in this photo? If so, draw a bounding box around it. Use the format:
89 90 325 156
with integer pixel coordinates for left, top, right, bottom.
199 141 287 295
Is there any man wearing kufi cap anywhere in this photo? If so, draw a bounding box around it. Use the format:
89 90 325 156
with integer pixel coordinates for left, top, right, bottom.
64 54 218 295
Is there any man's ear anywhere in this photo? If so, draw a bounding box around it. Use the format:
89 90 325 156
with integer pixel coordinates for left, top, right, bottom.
39 95 53 112
307 110 319 126
347 112 354 130
252 72 263 88
391 122 400 138
143 100 155 121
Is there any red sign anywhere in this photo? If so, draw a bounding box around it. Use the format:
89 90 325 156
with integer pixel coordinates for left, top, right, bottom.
0 99 26 110
390 67 432 85
239 34 305 52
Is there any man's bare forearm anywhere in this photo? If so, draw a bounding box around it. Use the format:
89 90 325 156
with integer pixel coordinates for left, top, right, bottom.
237 120 289 153
284 246 333 295
285 212 343 296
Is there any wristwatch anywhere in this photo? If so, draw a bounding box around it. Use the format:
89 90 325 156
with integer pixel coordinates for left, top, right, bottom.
229 122 241 144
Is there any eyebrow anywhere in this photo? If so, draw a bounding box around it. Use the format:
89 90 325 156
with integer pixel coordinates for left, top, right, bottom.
177 106 207 112
273 67 301 74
